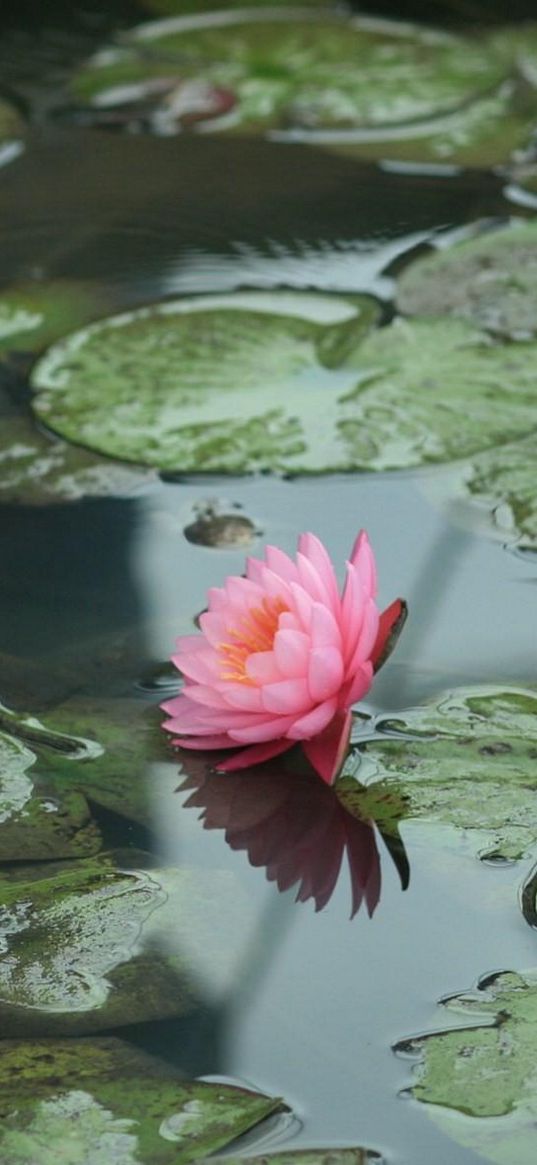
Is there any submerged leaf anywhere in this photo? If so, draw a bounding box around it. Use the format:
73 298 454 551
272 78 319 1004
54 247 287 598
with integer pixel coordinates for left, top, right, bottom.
0 859 253 1035
0 723 101 861
0 281 108 357
0 1037 284 1164
340 686 537 860
396 969 537 1165
397 221 537 339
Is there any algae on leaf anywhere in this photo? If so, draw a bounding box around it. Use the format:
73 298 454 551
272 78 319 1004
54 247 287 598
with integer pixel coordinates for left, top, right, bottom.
30 297 537 474
339 686 537 860
0 859 253 1035
396 969 537 1165
465 434 537 552
396 221 537 339
0 1037 284 1164
0 723 101 862
223 1151 382 1165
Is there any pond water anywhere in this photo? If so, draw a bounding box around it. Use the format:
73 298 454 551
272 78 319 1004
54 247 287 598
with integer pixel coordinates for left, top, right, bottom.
1 4 537 1165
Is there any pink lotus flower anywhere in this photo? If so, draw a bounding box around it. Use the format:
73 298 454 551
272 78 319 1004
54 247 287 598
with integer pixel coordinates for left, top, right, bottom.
162 531 406 785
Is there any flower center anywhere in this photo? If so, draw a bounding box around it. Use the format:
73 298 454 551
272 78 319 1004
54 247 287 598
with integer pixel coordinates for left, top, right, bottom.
219 595 288 683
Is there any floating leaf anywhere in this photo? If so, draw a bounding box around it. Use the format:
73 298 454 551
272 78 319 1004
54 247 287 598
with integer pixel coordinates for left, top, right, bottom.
464 434 537 551
340 686 537 860
0 281 108 357
31 291 382 474
396 968 537 1165
31 296 537 473
69 13 508 152
0 722 101 862
0 1036 284 1164
0 859 253 1035
397 221 537 339
223 1151 382 1165
3 697 162 826
0 414 154 505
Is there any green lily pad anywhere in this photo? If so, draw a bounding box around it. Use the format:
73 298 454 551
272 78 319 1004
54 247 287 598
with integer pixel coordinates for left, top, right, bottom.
0 281 108 357
397 221 537 339
2 697 163 826
396 968 537 1165
30 297 537 473
224 1152 381 1165
0 858 253 1035
0 722 101 862
340 686 537 860
0 415 155 505
465 434 537 551
0 1037 284 1164
31 291 381 474
70 13 506 145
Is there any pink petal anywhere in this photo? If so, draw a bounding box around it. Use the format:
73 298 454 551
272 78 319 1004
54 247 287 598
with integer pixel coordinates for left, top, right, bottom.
340 562 365 663
264 545 300 584
262 678 311 715
298 532 340 607
229 715 297 743
302 709 352 785
273 628 310 678
289 581 315 631
342 660 373 707
216 739 295 771
349 530 377 597
181 683 229 709
172 649 219 684
310 602 341 651
198 610 230 648
308 645 344 702
278 612 302 632
246 651 281 685
296 552 329 604
173 733 235 750
347 598 379 674
287 697 338 740
245 555 264 584
207 586 227 610
225 575 265 611
160 695 184 717
220 684 265 712
175 634 207 653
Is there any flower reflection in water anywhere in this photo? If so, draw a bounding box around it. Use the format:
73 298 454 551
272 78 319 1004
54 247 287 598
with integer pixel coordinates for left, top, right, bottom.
179 760 409 920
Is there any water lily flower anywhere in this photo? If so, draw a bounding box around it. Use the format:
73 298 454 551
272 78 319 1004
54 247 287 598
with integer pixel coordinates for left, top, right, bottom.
162 531 406 785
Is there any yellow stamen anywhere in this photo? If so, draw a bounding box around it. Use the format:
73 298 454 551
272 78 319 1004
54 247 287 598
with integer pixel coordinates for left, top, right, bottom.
219 595 288 683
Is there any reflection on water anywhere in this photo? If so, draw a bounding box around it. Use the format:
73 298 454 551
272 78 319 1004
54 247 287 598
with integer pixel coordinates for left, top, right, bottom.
179 760 410 919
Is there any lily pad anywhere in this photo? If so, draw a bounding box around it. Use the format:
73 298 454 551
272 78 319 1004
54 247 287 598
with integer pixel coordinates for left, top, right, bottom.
0 280 108 358
0 722 101 862
0 414 155 505
70 13 507 149
340 685 537 860
2 697 163 826
396 221 537 339
0 858 253 1035
464 434 537 551
30 297 537 473
395 968 537 1165
0 1036 284 1164
223 1152 381 1165
31 291 380 474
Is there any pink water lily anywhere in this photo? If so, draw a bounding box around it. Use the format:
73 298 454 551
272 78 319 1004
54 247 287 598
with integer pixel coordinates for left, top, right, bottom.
162 531 406 785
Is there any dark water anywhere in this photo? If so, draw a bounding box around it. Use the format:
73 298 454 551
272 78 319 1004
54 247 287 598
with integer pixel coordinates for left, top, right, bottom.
1 5 536 1164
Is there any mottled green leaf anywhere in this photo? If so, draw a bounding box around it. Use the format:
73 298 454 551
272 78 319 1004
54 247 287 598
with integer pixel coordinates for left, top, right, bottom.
397 221 537 338
223 1151 381 1165
339 686 537 860
0 414 154 505
396 969 537 1165
0 720 101 862
464 434 537 551
70 14 505 140
0 281 107 357
31 291 380 473
336 317 537 471
30 297 537 473
0 1037 284 1164
2 697 163 826
0 859 253 1035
